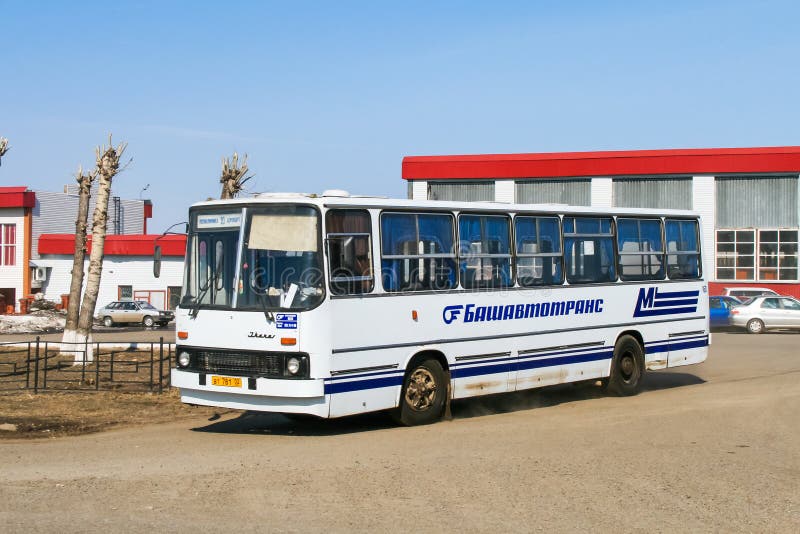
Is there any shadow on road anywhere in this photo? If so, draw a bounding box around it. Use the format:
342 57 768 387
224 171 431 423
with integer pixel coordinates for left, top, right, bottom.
191 371 705 436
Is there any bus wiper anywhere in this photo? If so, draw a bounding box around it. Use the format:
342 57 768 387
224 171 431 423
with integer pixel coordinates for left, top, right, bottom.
188 269 219 318
257 292 275 323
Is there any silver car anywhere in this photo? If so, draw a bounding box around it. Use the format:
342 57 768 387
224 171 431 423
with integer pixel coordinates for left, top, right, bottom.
95 300 175 328
729 295 800 334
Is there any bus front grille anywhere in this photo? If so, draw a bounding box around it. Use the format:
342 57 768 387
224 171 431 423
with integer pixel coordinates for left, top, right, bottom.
192 350 283 377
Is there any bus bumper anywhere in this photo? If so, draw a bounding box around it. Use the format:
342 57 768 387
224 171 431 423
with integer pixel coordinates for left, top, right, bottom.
171 369 328 416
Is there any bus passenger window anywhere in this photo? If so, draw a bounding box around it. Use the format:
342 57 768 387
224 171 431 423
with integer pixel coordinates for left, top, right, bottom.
380 213 456 292
666 219 701 279
564 217 616 284
617 218 665 281
514 216 563 286
326 209 374 295
458 214 512 289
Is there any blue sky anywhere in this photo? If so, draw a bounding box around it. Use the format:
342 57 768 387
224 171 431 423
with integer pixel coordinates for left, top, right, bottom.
1 0 799 231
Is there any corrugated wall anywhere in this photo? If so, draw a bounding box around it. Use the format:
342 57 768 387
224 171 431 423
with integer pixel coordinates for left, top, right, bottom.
428 181 495 201
32 191 146 259
516 179 591 205
716 175 799 228
613 177 692 209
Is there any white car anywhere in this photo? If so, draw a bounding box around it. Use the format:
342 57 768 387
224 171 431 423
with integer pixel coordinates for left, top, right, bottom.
723 287 779 301
729 295 800 334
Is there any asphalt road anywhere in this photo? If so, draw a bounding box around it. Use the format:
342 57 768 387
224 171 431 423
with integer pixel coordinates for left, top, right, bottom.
1 332 798 532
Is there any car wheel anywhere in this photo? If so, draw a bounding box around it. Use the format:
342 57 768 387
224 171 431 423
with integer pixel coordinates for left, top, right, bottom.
143 316 155 328
392 358 447 426
103 316 114 327
746 319 765 334
605 335 644 396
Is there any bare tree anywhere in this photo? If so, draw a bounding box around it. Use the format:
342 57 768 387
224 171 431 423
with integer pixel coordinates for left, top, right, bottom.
74 136 128 363
219 152 253 199
61 166 97 357
0 137 9 166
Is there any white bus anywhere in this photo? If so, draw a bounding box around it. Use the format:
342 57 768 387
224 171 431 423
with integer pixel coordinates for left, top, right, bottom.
168 192 709 425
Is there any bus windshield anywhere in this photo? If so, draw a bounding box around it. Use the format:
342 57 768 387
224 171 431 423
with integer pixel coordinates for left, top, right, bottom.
182 206 325 311
237 205 324 310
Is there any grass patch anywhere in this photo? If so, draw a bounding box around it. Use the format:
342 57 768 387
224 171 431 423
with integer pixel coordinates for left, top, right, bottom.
0 389 224 439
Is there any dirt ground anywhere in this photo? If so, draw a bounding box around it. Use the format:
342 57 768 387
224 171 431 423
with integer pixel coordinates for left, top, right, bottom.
1 332 798 532
0 390 219 438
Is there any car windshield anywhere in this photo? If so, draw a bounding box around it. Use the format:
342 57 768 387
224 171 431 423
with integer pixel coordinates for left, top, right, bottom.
138 302 158 310
181 205 324 311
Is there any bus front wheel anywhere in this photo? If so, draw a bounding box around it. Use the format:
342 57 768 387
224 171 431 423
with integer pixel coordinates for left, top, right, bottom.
605 335 644 396
393 358 447 426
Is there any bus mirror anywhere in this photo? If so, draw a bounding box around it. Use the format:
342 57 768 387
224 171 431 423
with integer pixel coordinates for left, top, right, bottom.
153 245 162 278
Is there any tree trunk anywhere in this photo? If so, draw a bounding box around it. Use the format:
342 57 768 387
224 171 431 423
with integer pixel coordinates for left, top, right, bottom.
62 171 93 360
73 138 126 364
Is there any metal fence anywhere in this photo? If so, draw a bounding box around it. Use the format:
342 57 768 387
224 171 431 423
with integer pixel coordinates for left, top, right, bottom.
0 338 174 394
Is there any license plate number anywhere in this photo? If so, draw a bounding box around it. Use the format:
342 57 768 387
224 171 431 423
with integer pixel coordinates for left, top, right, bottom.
211 376 242 388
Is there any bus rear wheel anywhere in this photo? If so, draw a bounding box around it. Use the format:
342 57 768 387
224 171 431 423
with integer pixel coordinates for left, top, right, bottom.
393 358 447 426
605 335 644 396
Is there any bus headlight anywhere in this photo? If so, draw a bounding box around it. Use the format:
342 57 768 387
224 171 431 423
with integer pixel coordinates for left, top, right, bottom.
286 357 301 375
177 351 191 368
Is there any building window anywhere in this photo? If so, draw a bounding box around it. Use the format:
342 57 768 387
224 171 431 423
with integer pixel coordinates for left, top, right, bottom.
717 229 798 281
1 224 16 266
759 230 798 281
118 285 133 300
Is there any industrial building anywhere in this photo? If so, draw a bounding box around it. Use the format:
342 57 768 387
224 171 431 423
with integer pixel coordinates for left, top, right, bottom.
0 185 183 313
403 146 800 297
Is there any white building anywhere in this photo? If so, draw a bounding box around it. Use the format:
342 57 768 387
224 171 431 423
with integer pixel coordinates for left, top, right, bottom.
36 234 186 310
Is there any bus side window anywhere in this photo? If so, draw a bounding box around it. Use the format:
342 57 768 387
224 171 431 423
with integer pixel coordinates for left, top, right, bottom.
326 209 374 295
666 219 701 279
380 212 456 292
514 216 563 286
563 217 616 284
458 214 512 289
617 218 665 281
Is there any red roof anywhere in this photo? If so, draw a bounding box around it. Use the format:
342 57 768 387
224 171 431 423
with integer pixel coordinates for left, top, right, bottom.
38 234 187 257
402 146 800 180
0 186 36 208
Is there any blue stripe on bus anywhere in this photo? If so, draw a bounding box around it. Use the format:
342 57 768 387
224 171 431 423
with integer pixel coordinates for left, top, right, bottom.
653 298 698 308
452 344 607 369
632 306 698 317
656 290 700 298
323 335 708 395
646 337 709 355
324 375 404 394
646 334 708 348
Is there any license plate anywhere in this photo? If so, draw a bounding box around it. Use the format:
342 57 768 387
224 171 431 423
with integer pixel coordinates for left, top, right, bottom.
211 376 242 388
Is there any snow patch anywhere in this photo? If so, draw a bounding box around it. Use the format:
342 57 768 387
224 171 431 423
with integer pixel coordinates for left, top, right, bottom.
0 311 66 334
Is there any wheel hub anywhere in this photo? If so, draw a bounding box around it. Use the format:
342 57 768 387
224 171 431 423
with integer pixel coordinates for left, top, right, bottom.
405 368 437 412
620 352 636 381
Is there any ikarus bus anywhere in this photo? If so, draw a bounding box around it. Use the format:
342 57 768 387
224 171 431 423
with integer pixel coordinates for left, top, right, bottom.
166 191 709 425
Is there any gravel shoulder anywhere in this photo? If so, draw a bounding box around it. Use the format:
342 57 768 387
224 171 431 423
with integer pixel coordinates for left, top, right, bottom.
0 332 798 532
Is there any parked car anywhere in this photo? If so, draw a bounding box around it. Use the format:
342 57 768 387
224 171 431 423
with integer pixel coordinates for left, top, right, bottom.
723 287 779 301
95 300 175 328
709 295 742 328
729 295 800 334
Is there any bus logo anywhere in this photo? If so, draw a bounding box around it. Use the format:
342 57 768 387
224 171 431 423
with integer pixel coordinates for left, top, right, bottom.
634 288 699 318
442 305 463 324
